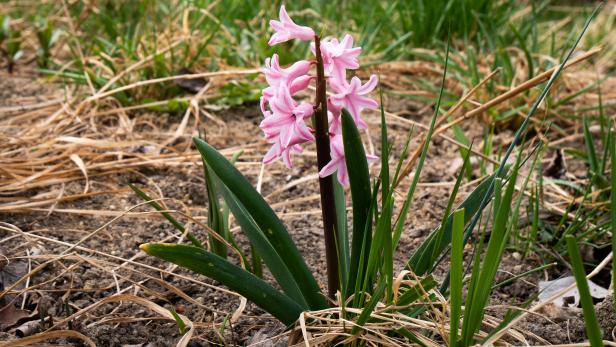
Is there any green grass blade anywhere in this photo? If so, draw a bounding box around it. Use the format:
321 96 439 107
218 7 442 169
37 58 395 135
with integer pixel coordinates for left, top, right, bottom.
129 184 204 248
448 5 601 290
333 179 349 293
461 158 520 346
193 137 326 310
380 84 390 203
141 243 303 325
352 183 381 307
169 309 187 335
396 328 429 347
365 196 394 303
351 280 386 335
565 235 604 346
584 116 601 185
407 171 499 275
341 109 373 297
396 39 451 267
449 208 465 347
395 275 437 307
428 143 473 270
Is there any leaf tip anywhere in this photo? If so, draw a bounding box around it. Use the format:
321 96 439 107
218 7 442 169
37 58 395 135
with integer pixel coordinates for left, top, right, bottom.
140 243 152 253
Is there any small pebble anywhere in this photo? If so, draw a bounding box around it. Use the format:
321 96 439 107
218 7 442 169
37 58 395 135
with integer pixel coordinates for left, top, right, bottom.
175 304 186 314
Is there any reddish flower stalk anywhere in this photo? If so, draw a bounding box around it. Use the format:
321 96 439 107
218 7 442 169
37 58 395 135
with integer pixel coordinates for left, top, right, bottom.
313 35 340 299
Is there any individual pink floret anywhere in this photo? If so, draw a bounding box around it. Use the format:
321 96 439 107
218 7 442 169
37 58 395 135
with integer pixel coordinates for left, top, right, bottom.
269 5 315 46
263 54 312 90
329 75 378 129
313 34 362 84
263 140 303 169
319 134 377 186
260 85 314 160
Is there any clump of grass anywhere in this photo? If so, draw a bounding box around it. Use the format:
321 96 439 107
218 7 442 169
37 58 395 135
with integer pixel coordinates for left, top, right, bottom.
0 15 22 73
34 17 61 68
4 0 609 108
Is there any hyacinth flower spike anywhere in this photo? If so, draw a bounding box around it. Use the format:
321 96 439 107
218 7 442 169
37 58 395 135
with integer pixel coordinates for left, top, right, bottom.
260 4 379 298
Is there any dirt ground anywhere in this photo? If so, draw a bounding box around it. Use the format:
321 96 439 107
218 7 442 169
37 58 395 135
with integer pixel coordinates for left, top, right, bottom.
1 74 615 346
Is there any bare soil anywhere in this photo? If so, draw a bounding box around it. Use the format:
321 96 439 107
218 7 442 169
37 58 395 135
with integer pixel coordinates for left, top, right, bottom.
1 75 614 346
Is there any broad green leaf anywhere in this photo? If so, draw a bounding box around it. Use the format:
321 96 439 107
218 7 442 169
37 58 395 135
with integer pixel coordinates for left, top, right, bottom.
141 243 303 325
193 138 326 310
203 161 227 257
214 178 310 309
341 110 373 297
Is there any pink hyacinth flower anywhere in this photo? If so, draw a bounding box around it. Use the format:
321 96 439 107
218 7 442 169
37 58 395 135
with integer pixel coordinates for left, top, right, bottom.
319 134 377 186
328 110 342 135
263 140 303 169
313 34 362 84
263 54 311 90
329 75 379 129
261 74 313 113
269 5 315 46
260 85 314 147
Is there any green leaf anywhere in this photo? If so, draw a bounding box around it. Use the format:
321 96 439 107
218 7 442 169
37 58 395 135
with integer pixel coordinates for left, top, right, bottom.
214 178 310 309
398 39 450 274
584 116 608 190
584 116 600 179
141 243 303 325
192 137 326 310
461 159 520 346
333 179 349 294
395 275 437 307
379 84 390 206
428 143 473 270
565 236 604 346
449 208 465 347
341 109 373 297
169 309 187 335
377 86 394 303
204 162 227 258
351 280 386 335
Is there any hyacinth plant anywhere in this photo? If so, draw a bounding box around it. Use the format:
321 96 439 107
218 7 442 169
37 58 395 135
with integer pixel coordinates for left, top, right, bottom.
139 4 386 313
136 5 599 345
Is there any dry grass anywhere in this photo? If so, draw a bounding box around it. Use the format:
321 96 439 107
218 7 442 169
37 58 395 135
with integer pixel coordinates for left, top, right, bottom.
1 2 616 346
